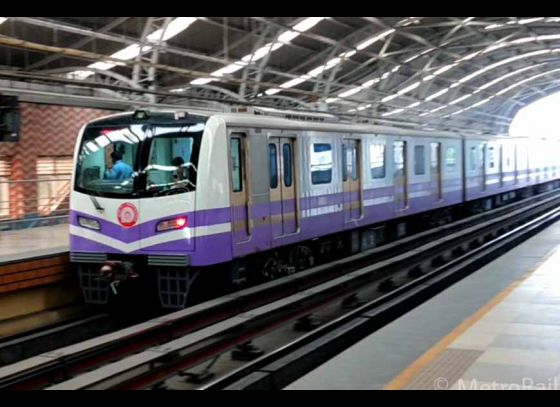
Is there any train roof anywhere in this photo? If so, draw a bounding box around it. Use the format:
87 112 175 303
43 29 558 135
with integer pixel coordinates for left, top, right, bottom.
85 109 552 142
213 113 462 139
90 109 461 139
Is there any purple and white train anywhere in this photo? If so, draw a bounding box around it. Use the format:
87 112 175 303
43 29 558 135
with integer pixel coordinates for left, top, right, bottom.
69 109 560 308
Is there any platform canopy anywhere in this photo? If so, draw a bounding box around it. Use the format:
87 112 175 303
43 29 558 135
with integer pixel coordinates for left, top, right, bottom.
0 17 558 134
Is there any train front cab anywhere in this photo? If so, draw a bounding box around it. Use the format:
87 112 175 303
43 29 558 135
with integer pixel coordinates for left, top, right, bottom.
70 113 207 309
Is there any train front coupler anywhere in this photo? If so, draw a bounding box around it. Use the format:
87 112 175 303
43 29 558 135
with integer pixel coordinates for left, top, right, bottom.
98 260 139 295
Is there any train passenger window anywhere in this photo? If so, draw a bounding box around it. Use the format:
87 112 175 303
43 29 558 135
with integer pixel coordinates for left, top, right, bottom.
488 147 495 169
445 146 457 173
414 145 426 175
351 145 358 181
269 143 278 189
341 144 348 182
343 142 358 181
283 143 293 187
470 147 477 171
311 143 332 185
369 143 385 179
231 138 243 192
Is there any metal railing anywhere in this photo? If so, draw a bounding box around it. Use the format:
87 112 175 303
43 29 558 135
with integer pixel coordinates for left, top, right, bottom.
0 177 71 229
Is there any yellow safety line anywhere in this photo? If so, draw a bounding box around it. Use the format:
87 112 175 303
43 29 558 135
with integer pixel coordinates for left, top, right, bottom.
384 246 559 390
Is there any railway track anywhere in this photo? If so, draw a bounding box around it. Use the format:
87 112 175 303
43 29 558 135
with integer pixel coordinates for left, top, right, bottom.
203 204 560 390
0 311 163 367
1 188 560 389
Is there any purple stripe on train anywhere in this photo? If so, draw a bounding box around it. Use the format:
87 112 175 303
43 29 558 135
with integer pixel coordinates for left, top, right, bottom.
70 232 233 266
70 235 123 254
71 187 464 266
70 208 231 242
71 181 463 245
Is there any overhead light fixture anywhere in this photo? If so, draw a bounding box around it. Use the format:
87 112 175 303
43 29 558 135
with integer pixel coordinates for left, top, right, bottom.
292 17 324 32
397 81 420 95
280 77 308 89
278 30 299 44
381 94 399 103
449 94 472 105
262 27 400 97
425 88 449 101
147 17 197 42
187 17 326 88
68 17 197 79
211 62 247 77
265 88 282 96
190 78 213 85
382 108 404 117
518 17 544 25
338 87 362 98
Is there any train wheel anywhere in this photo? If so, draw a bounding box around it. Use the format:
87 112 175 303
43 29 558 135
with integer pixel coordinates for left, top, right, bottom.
290 245 314 272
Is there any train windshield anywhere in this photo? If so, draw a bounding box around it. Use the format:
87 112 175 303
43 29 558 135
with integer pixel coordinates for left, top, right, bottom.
75 120 204 198
143 123 203 197
75 125 143 196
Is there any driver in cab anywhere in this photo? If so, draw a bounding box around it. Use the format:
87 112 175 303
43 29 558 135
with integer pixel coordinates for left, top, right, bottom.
105 150 133 180
171 156 187 183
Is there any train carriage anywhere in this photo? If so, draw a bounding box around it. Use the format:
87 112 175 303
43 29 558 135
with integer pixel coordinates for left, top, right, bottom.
69 108 560 309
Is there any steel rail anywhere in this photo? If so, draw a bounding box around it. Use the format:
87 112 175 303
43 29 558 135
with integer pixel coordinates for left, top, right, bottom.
39 190 560 390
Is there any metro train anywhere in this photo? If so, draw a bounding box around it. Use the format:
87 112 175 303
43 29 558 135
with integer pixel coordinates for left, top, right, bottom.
69 108 560 308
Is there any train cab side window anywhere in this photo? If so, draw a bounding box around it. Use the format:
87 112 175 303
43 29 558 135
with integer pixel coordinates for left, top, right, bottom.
230 137 243 192
414 145 426 175
311 143 333 185
283 143 293 187
369 143 386 179
445 146 457 173
269 143 278 189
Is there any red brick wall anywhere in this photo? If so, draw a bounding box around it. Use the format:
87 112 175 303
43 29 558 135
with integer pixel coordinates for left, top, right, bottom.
0 103 114 219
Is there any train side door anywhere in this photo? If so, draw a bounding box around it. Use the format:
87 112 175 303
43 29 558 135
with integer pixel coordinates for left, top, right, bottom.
342 139 362 221
280 138 298 234
229 133 251 244
430 142 442 202
393 140 408 211
269 136 298 237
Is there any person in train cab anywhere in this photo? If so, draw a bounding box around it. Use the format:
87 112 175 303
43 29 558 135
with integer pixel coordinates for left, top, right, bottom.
171 156 187 181
104 150 133 180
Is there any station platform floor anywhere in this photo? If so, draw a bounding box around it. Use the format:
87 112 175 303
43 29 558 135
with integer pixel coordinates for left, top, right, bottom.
0 224 68 264
286 220 560 390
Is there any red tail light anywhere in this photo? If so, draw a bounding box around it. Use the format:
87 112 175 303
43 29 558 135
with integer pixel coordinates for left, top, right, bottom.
157 216 188 232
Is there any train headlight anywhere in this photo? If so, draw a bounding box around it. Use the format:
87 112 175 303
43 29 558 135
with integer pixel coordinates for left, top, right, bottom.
157 216 188 232
133 110 149 120
78 216 101 231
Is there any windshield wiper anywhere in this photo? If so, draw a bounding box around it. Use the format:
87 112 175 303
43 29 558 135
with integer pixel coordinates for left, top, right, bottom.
89 195 105 212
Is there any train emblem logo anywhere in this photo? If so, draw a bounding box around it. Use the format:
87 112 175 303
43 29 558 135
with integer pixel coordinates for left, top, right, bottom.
117 203 138 228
